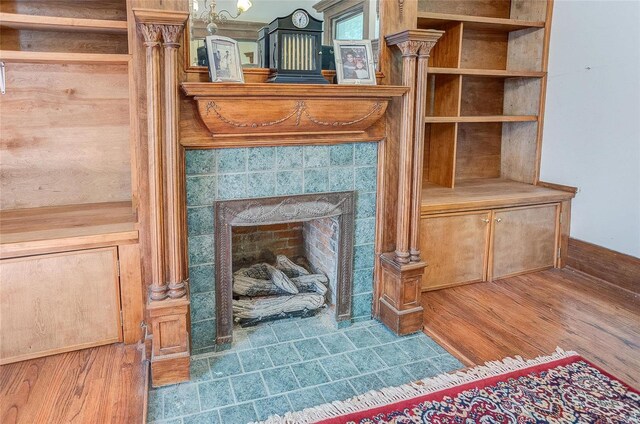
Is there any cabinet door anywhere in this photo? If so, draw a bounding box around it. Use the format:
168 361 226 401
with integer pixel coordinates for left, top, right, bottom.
421 211 491 290
491 204 559 280
0 248 122 364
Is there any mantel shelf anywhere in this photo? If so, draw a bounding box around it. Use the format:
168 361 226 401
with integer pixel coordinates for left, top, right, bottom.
181 83 408 147
181 83 408 99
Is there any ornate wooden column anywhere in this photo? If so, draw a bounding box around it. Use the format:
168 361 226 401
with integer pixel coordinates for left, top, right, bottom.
410 37 440 262
162 24 187 299
378 30 443 335
138 21 166 301
133 8 190 387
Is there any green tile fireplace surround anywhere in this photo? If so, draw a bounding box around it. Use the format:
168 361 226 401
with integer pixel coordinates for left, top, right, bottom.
186 142 380 355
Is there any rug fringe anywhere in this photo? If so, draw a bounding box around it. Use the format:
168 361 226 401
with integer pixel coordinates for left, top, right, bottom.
255 347 578 424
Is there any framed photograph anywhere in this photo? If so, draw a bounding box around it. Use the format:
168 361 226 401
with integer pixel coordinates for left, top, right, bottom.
333 40 376 85
205 35 244 83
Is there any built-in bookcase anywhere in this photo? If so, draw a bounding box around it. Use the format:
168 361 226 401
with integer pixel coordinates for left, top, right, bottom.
417 0 549 190
411 1 576 292
0 0 142 364
0 0 128 57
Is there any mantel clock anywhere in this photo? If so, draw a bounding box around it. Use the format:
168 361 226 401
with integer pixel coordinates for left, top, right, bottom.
266 9 327 84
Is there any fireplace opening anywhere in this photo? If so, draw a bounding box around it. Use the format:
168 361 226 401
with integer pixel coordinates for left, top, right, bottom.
231 221 339 327
215 192 355 344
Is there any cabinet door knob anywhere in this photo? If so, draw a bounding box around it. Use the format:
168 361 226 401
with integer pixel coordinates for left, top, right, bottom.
481 218 490 223
495 218 502 223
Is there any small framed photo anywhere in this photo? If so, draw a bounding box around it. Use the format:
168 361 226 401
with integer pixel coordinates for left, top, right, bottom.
333 40 376 85
205 35 244 83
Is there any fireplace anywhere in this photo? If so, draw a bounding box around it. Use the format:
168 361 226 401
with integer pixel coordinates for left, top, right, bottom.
186 144 379 355
214 192 355 344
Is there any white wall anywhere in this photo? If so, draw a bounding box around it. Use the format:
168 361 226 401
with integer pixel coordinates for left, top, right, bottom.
540 0 640 257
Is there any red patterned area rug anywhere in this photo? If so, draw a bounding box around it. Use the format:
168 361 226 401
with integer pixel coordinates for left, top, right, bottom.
259 349 639 424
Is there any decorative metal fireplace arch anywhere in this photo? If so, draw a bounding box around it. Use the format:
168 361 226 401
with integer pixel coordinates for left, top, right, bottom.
214 191 355 344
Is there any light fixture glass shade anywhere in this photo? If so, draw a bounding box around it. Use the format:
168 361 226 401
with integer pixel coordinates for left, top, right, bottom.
236 0 252 13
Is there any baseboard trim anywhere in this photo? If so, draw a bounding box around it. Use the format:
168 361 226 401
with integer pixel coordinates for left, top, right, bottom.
567 238 639 294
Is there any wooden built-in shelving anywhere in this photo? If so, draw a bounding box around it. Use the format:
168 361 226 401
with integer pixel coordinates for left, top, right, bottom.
424 115 537 123
0 50 130 63
421 179 574 214
0 12 128 33
0 202 138 259
417 12 544 32
428 67 545 78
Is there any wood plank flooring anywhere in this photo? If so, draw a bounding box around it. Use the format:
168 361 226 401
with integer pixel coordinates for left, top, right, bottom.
422 268 640 388
0 343 147 424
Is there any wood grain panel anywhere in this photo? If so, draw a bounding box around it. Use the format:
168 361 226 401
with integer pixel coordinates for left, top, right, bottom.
490 204 558 280
426 22 463 68
455 122 502 180
118 244 144 344
503 77 541 115
419 0 512 18
507 27 545 72
427 123 457 187
510 0 548 21
0 28 128 54
0 344 146 424
0 62 131 210
0 248 122 364
0 0 128 20
431 74 461 116
461 29 508 70
460 76 504 116
501 121 538 183
422 268 640 387
567 238 640 294
421 211 490 290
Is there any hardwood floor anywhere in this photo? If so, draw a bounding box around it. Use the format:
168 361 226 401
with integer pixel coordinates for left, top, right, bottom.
422 268 640 388
0 343 147 424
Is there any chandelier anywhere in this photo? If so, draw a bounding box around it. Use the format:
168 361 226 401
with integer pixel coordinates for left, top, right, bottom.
198 0 253 34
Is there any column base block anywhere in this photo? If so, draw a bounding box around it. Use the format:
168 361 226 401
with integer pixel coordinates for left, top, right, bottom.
378 252 426 335
147 295 191 387
151 350 190 387
379 298 423 335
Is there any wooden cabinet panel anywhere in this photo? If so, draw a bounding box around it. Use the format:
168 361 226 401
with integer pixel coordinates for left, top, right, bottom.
421 211 490 290
491 204 558 280
0 248 122 364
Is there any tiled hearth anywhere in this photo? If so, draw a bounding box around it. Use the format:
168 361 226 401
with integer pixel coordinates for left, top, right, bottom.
148 316 464 424
187 143 379 354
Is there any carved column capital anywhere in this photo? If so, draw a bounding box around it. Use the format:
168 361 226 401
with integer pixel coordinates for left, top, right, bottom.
138 23 163 47
418 40 438 58
396 40 422 58
161 25 184 48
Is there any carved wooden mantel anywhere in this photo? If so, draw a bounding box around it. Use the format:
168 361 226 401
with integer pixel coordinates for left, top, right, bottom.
181 83 407 146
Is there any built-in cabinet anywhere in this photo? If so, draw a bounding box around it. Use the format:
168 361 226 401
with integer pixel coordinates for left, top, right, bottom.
490 204 558 280
0 248 122 364
421 202 560 291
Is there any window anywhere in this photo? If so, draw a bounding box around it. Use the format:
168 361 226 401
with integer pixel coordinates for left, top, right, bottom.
334 10 364 40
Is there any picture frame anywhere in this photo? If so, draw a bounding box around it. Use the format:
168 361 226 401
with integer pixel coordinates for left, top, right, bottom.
333 40 376 85
205 35 244 83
